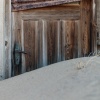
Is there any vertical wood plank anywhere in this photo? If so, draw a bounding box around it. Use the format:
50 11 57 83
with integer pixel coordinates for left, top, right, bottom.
74 20 80 58
56 21 61 62
61 20 75 60
5 0 11 78
47 20 55 64
73 20 78 58
76 20 81 57
80 0 91 56
70 21 75 59
61 20 66 61
47 20 61 65
24 20 38 71
24 21 29 71
42 20 48 67
38 20 43 68
21 20 26 73
11 12 20 76
91 0 97 54
35 21 39 69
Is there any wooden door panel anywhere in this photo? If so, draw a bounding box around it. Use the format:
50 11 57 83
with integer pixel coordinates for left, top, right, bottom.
23 19 62 69
62 20 81 60
47 20 61 65
23 20 39 71
61 20 74 60
22 19 80 72
12 5 88 75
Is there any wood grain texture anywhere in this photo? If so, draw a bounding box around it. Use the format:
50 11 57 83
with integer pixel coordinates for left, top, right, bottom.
11 2 91 76
12 0 81 3
5 0 12 78
61 20 80 60
80 0 91 56
47 20 61 64
91 0 97 54
24 20 38 71
11 0 80 11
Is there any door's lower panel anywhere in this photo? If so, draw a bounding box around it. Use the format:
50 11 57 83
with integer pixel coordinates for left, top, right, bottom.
22 19 81 72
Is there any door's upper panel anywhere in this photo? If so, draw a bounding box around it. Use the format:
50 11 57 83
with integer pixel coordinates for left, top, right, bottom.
12 0 81 11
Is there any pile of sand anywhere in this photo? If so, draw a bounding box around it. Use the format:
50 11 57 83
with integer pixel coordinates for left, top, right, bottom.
0 57 100 100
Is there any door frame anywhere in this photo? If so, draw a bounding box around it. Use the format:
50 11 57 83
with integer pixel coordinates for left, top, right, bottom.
3 0 96 79
5 0 12 79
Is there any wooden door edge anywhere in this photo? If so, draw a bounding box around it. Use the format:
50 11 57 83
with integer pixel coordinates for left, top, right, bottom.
91 0 97 55
80 0 97 56
5 0 12 79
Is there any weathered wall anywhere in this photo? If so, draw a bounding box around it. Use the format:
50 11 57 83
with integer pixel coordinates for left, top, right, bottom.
0 0 5 80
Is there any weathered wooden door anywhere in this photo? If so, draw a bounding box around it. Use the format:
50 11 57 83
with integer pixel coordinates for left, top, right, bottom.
12 2 91 75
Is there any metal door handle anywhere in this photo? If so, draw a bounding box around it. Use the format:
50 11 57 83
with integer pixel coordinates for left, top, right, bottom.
15 50 27 54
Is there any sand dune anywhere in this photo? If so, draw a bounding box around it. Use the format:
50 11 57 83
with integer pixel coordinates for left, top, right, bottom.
0 57 100 100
